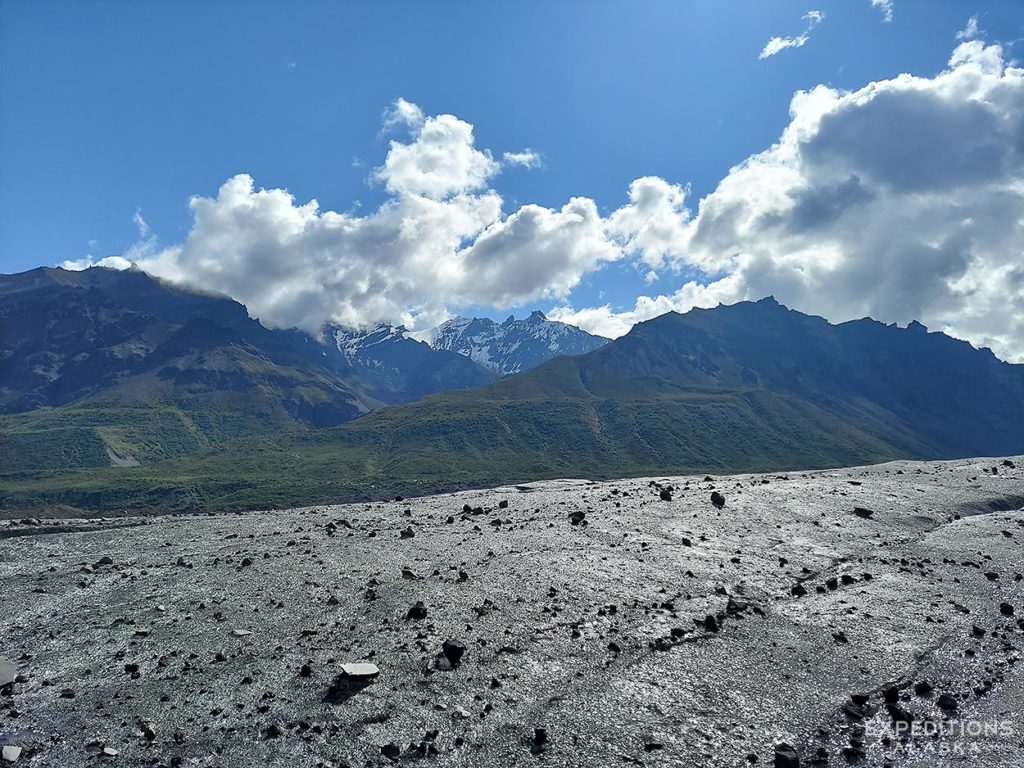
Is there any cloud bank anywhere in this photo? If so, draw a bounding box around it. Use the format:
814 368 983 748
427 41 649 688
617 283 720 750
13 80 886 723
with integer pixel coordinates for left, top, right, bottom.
70 42 1024 362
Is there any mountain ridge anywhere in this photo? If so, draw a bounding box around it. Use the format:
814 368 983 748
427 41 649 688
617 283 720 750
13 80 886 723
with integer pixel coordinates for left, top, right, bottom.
3 288 1022 513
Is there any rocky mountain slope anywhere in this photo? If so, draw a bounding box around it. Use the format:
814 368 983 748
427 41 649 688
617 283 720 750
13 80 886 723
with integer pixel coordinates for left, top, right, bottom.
1 456 1022 767
425 311 607 375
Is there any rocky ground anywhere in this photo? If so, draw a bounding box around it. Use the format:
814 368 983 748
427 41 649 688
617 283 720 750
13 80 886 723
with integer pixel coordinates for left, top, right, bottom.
2 456 1024 767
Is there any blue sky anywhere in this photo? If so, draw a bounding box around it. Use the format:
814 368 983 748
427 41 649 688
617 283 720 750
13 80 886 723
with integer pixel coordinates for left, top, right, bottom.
2 1 1024 358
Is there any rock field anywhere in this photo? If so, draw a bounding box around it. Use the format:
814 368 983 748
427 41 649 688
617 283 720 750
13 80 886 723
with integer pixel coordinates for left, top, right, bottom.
2 456 1024 767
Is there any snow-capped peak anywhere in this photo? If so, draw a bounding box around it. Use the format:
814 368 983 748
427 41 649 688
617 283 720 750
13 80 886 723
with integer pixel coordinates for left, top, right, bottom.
426 313 606 375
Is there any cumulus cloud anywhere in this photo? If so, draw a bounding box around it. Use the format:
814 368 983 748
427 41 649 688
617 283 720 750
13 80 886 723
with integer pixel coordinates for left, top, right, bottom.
133 100 628 333
871 0 893 23
554 41 1024 362
606 177 691 270
550 278 741 340
759 10 824 60
61 254 133 271
374 108 499 199
502 149 542 168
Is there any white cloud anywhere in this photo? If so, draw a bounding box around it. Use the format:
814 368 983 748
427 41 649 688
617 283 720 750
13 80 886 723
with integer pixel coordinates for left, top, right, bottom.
549 276 746 340
554 42 1024 362
61 210 154 271
61 254 133 271
132 101 627 334
381 97 424 132
459 197 620 305
759 10 824 60
956 15 982 41
871 0 893 23
374 108 500 199
503 149 542 169
606 176 691 270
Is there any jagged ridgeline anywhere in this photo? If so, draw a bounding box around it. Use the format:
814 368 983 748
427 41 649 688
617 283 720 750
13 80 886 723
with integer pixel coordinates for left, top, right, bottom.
2 267 1023 512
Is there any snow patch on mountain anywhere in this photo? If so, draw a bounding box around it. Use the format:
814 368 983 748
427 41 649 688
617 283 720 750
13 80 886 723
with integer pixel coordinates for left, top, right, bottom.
428 311 608 375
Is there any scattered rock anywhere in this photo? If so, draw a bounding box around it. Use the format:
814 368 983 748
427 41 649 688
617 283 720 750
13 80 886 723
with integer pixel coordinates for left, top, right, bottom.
530 727 548 752
405 601 428 620
710 491 726 508
774 742 799 768
441 639 467 668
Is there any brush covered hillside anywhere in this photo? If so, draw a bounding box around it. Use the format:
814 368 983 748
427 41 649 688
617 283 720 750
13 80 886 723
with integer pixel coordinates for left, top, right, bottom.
4 296 1023 513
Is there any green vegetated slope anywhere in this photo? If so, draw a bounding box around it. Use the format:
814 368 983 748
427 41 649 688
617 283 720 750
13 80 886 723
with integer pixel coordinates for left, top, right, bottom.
0 389 906 513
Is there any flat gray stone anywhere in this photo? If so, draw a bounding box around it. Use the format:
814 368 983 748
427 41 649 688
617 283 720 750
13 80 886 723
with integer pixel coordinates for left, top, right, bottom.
340 662 380 679
0 658 15 688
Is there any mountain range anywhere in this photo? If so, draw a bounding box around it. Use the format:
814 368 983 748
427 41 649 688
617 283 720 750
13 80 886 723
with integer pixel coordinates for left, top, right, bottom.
0 266 603 474
2 266 1023 512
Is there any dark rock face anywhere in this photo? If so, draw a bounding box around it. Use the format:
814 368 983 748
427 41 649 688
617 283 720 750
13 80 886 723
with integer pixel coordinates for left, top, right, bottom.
1 456 1022 766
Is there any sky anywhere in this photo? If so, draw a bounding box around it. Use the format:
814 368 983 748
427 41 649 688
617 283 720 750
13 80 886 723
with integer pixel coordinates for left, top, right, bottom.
2 0 1024 361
